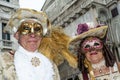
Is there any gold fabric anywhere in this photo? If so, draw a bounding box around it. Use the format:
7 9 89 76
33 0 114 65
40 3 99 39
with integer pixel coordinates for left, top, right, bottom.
39 27 77 68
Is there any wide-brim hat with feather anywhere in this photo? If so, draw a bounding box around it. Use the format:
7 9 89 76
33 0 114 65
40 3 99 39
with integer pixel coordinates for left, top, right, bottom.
4 8 51 36
68 23 108 54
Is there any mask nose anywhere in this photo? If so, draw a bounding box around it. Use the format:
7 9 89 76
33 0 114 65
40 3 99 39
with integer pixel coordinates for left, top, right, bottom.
89 46 95 52
31 27 35 33
29 27 36 37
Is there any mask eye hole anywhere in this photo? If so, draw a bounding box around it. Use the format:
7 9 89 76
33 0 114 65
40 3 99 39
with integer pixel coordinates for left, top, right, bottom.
34 27 41 32
84 45 90 48
34 23 43 31
94 43 100 46
23 26 31 30
22 23 31 30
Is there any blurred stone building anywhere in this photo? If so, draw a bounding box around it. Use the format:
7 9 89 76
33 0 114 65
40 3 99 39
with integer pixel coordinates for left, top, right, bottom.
42 0 120 80
0 0 19 52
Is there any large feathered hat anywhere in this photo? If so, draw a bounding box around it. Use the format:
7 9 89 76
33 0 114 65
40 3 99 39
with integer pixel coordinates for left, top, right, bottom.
4 8 51 36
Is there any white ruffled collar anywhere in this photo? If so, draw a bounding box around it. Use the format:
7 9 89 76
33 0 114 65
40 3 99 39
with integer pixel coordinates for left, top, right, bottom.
14 45 54 80
17 45 38 56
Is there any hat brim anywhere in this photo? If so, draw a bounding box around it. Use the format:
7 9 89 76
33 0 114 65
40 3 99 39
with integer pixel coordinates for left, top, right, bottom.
70 26 108 44
67 26 108 54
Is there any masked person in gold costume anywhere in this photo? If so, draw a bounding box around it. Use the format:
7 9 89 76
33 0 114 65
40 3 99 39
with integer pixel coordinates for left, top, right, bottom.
0 8 78 80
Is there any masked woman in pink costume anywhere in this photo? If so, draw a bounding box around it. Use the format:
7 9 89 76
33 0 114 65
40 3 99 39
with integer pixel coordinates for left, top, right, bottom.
68 23 120 80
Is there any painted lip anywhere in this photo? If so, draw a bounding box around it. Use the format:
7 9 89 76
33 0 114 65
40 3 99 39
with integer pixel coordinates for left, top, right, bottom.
90 51 97 55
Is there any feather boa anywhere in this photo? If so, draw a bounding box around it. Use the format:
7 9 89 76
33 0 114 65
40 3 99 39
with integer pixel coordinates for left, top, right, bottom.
39 27 77 68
